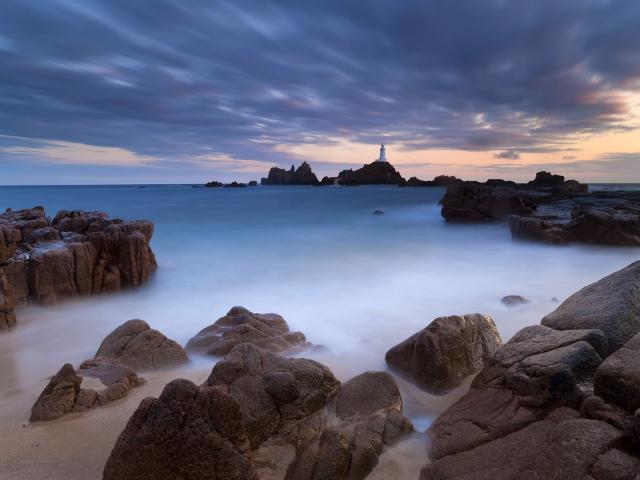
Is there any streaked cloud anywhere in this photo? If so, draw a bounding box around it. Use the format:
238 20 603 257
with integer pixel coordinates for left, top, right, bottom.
1 138 155 166
0 0 639 183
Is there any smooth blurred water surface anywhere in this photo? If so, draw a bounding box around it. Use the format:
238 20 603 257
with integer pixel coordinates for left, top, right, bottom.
0 184 639 426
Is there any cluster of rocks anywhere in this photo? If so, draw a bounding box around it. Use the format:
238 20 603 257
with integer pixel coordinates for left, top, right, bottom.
104 321 414 479
205 180 259 188
422 260 640 479
0 207 157 329
259 160 467 188
261 162 320 186
441 171 640 246
30 319 187 421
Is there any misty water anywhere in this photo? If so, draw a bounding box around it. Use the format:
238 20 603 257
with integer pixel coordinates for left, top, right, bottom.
1 184 639 478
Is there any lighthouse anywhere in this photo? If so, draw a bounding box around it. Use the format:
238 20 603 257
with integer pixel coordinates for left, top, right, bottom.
377 144 387 162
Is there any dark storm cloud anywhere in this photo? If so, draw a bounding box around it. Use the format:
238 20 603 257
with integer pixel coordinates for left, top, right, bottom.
1 0 639 165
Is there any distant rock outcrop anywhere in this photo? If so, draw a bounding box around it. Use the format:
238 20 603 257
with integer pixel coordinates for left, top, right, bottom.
337 161 405 185
261 162 320 185
402 175 461 187
0 207 157 330
440 172 640 246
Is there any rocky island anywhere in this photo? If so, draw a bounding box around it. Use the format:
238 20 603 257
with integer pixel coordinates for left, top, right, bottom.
261 161 320 185
0 207 157 329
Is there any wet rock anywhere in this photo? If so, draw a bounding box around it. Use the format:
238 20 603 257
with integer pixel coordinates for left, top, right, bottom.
261 162 319 185
0 268 16 329
500 295 530 307
207 343 340 449
72 388 98 412
422 410 621 480
594 332 640 412
385 314 502 394
255 370 414 480
103 379 256 480
441 182 537 222
0 223 21 262
591 448 640 480
186 306 308 356
94 319 188 371
30 364 82 422
402 175 461 187
542 261 640 351
566 207 640 246
509 215 568 244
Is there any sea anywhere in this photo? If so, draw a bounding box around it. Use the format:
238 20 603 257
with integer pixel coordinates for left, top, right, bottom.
0 183 638 478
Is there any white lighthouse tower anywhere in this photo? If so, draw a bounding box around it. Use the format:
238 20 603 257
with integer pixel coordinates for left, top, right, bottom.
377 144 387 162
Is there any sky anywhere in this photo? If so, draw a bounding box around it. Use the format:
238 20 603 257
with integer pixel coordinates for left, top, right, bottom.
1 0 640 184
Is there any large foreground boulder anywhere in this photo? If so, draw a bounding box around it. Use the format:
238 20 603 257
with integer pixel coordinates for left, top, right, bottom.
207 343 340 449
542 261 640 351
103 379 256 480
94 319 188 371
186 306 308 356
428 325 608 458
385 314 502 394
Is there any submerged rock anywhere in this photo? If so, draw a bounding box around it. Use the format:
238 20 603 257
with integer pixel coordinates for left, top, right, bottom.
186 306 308 356
385 314 502 394
500 295 530 307
94 319 188 371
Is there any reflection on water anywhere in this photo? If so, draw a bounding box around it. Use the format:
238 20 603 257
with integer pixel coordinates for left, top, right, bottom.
0 184 638 478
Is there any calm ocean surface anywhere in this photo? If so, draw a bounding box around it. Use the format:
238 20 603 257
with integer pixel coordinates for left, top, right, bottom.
1 183 639 431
